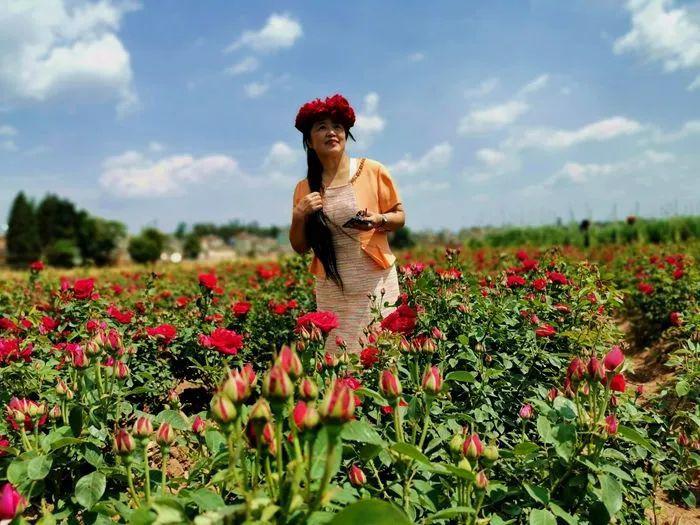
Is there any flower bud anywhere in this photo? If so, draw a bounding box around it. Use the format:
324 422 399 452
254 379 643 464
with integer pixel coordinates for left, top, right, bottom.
71 348 89 369
319 380 356 423
192 415 206 435
0 483 27 519
156 422 175 447
547 387 559 402
348 465 366 487
222 370 250 404
457 456 472 472
482 444 499 464
449 433 465 455
678 432 690 447
379 370 402 401
475 470 489 490
56 379 69 396
49 405 61 420
605 414 618 435
323 352 339 369
399 336 412 353
462 433 484 459
115 361 129 380
421 338 437 353
603 345 625 372
431 327 446 341
276 345 303 380
133 416 153 439
421 366 443 396
335 335 346 351
249 398 273 422
114 428 135 456
566 357 585 385
167 390 180 409
262 365 294 402
292 401 319 433
518 404 534 420
608 373 626 392
587 357 605 381
210 394 237 425
299 377 319 401
241 363 257 387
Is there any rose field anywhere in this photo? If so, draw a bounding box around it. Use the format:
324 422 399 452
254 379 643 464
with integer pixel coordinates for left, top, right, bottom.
0 242 698 525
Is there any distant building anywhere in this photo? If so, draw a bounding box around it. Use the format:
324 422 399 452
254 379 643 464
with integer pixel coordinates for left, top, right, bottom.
198 235 238 262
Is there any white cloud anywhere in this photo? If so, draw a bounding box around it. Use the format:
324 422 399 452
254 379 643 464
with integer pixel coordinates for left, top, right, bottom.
352 92 386 150
224 13 302 54
100 150 240 198
614 0 700 91
388 142 452 177
458 100 529 134
464 78 499 98
2 140 17 151
475 148 507 166
0 125 17 136
506 116 644 150
518 73 549 95
401 180 451 196
148 141 165 153
244 81 270 98
649 119 700 142
224 56 259 76
0 0 139 114
408 52 425 62
261 141 302 187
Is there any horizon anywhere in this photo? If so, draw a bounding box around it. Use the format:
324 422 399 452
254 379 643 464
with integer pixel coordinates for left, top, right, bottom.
2 1 700 234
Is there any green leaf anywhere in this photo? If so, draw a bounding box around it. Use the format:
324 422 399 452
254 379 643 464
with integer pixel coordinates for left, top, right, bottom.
329 499 411 525
599 474 622 517
390 442 430 464
617 425 656 453
204 429 226 453
675 380 690 397
189 488 225 511
523 482 549 505
341 420 386 446
156 410 190 431
49 437 84 451
529 509 557 525
28 454 53 480
425 506 474 523
75 471 106 509
355 387 388 405
536 415 552 443
445 371 475 383
549 503 579 525
7 459 28 486
512 441 539 456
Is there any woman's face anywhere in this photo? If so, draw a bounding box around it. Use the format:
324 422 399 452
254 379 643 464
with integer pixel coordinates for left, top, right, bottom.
307 118 346 155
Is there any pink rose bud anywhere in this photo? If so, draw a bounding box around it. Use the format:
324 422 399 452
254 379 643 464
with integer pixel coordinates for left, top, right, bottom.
669 311 683 327
133 416 153 439
547 387 559 402
636 384 644 396
49 405 61 420
605 414 618 435
275 345 303 380
379 369 403 401
242 363 257 386
475 470 489 490
210 394 237 424
349 464 367 487
56 379 69 396
518 404 534 420
299 377 319 401
167 390 180 409
249 398 272 422
603 346 625 371
262 365 293 402
610 395 619 407
222 370 250 404
71 348 89 369
292 401 319 432
421 366 443 396
678 432 690 447
0 483 27 520
156 422 175 447
421 338 437 353
399 336 412 353
431 327 446 340
324 352 339 369
115 361 129 380
462 433 484 459
192 415 206 435
319 380 356 423
113 428 135 456
587 357 605 381
335 335 346 349
566 357 586 384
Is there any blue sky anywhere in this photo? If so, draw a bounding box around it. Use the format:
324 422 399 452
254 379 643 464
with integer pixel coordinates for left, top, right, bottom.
1 0 699 234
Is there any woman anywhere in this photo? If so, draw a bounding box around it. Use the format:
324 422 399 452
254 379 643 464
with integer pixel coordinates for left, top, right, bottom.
289 94 405 354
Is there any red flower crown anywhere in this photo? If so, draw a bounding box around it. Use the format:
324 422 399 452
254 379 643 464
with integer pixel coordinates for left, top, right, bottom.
294 94 356 133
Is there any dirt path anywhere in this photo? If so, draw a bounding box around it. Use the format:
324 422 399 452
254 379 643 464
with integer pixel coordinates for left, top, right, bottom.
619 319 700 525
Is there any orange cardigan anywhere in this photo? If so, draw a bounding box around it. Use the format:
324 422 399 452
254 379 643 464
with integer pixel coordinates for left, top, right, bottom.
292 157 402 278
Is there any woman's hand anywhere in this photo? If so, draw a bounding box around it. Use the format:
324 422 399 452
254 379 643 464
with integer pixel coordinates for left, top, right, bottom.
351 210 384 231
294 192 323 220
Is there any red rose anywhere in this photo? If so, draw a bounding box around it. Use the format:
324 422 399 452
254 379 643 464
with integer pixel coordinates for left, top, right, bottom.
669 311 683 326
637 282 654 295
146 324 177 345
535 323 556 338
73 278 95 300
296 311 339 335
107 305 134 325
380 304 417 335
232 301 251 317
506 275 527 288
532 278 547 291
199 328 244 355
29 260 44 272
360 347 379 368
547 271 568 285
198 273 217 290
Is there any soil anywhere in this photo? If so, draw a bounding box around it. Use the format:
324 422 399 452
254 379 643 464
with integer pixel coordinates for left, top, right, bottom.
619 319 700 524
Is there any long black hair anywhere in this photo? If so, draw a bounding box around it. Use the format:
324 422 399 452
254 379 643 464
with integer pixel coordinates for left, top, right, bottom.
301 124 356 290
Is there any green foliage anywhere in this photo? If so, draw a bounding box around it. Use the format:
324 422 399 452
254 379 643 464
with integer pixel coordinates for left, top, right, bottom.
6 191 41 266
128 227 167 264
45 239 80 268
